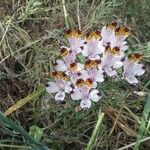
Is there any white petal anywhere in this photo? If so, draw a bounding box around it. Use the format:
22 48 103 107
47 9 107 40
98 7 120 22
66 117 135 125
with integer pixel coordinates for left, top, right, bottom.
97 41 105 54
65 82 72 93
77 63 84 71
95 70 104 82
105 67 117 77
134 64 145 76
46 82 60 93
82 48 88 57
89 55 100 60
55 91 65 101
55 60 67 71
125 75 138 85
89 89 101 102
113 61 123 68
80 99 91 109
121 44 129 51
71 88 82 100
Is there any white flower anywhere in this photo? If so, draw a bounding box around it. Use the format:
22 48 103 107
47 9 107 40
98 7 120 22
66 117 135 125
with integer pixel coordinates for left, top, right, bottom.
81 31 105 59
101 22 117 46
101 22 130 51
123 54 145 84
71 86 102 109
46 80 72 101
65 29 85 53
102 46 124 77
55 59 84 74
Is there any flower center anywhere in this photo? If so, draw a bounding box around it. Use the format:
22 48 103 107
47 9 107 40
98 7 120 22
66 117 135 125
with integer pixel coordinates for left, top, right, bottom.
65 29 82 38
128 53 142 62
85 78 93 87
75 78 93 87
106 22 117 30
51 71 68 80
69 62 78 71
86 30 102 40
85 59 100 69
60 47 68 57
105 45 120 55
76 79 85 87
115 26 130 37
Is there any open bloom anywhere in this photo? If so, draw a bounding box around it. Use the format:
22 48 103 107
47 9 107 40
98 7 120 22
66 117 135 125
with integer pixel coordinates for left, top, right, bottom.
46 23 145 109
71 88 101 109
102 45 124 77
46 79 72 101
123 53 145 84
71 85 102 109
55 59 84 76
65 29 85 53
101 22 130 51
81 31 105 60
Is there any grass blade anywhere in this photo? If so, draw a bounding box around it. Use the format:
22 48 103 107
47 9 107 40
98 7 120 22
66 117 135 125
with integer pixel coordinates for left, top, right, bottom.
133 93 150 150
86 111 104 150
0 111 49 150
4 86 45 116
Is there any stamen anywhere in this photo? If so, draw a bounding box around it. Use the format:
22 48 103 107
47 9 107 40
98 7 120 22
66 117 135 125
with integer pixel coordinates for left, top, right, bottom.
60 47 68 57
106 22 118 30
128 53 142 62
115 26 130 37
69 62 78 71
65 29 82 38
85 78 93 87
85 59 99 69
112 46 120 55
61 72 68 80
86 31 102 40
76 79 84 87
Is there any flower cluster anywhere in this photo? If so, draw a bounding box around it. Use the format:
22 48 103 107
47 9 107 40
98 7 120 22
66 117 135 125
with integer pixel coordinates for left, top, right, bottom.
46 22 145 109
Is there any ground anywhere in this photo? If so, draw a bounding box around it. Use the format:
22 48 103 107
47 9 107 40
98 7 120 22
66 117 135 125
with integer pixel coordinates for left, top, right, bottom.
0 0 150 150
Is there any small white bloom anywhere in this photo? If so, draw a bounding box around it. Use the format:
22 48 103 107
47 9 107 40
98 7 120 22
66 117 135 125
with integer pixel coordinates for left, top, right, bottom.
80 99 92 109
123 54 145 84
89 89 102 102
55 91 65 101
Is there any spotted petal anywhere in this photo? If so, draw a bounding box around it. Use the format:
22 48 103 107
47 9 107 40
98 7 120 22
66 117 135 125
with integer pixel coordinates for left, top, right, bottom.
55 91 65 101
89 89 101 102
46 81 60 93
80 99 91 109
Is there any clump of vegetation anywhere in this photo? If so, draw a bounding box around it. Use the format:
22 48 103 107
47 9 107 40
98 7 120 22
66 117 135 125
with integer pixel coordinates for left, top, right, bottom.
0 0 150 149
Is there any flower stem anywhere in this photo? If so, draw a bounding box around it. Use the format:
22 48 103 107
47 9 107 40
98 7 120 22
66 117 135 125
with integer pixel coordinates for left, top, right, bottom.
77 0 81 30
62 0 69 28
86 111 105 150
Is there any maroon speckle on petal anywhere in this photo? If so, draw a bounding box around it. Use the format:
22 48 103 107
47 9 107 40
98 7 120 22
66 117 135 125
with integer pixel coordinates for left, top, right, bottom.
97 92 102 97
121 57 126 62
77 72 81 76
80 46 84 50
70 91 74 94
142 65 146 70
69 50 73 53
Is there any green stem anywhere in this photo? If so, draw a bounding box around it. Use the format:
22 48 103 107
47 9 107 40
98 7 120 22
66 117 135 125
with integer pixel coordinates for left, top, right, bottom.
62 0 69 28
77 0 81 29
133 94 150 150
86 111 105 150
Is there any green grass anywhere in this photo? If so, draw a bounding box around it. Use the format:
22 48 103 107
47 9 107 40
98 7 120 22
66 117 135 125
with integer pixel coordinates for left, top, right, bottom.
0 0 150 149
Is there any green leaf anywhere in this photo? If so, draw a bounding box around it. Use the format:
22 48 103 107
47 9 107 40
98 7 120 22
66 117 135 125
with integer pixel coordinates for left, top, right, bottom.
29 125 43 142
0 111 49 150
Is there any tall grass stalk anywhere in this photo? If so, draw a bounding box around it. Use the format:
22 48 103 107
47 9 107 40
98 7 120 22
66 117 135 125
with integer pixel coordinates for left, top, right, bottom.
86 111 104 150
62 0 69 28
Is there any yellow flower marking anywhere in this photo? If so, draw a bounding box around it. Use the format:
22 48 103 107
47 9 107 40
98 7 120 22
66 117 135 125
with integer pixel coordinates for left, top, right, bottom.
128 53 142 62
